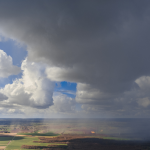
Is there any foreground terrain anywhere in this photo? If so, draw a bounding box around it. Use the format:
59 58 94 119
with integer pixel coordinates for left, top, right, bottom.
0 118 150 149
1 134 150 150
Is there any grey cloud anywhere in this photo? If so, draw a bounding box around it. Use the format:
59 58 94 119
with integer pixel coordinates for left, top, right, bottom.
0 92 8 101
0 103 21 109
76 78 150 117
0 107 24 116
0 1 150 116
0 0 148 91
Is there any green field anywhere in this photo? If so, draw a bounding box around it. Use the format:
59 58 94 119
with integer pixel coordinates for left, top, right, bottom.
0 136 13 146
5 136 67 150
17 131 59 136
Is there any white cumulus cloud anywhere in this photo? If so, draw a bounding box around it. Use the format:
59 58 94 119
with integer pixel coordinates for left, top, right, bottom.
0 49 20 78
0 58 54 109
51 92 76 113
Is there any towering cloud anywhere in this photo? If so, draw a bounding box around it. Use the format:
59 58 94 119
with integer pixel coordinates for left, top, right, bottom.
0 59 54 109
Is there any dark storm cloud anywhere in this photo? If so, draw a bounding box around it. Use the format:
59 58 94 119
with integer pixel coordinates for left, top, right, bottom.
0 0 150 115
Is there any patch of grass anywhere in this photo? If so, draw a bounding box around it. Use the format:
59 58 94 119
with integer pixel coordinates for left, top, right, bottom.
6 136 66 150
17 131 59 136
0 136 13 145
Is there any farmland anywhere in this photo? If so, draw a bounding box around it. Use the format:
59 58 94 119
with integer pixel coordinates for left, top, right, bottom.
0 118 150 149
5 136 67 150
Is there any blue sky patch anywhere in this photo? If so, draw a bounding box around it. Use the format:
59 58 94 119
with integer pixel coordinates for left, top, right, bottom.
0 72 23 88
0 38 27 88
54 81 77 98
0 38 27 67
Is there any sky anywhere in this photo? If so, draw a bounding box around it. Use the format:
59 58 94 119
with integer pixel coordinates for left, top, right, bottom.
0 0 150 118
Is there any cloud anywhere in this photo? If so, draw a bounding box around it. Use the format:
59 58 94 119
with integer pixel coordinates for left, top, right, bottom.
138 97 150 107
76 83 116 104
7 108 24 114
0 59 54 109
0 92 8 101
0 50 20 78
0 1 149 91
50 92 76 113
76 76 150 117
0 1 150 117
0 107 24 118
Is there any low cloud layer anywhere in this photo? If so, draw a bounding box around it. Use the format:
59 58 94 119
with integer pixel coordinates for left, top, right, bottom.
0 0 150 117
